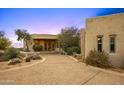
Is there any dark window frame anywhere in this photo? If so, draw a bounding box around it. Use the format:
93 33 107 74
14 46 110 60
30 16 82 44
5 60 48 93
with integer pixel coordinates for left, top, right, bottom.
97 35 103 52
109 34 116 53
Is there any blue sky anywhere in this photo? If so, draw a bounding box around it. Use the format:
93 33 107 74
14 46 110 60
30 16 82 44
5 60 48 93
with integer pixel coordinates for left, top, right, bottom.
0 8 124 47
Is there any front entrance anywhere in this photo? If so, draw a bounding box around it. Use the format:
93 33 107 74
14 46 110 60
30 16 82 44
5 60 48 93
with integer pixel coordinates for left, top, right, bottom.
44 39 56 51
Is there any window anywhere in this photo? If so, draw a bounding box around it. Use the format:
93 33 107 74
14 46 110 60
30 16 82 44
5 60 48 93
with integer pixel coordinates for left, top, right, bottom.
109 35 116 53
97 35 103 52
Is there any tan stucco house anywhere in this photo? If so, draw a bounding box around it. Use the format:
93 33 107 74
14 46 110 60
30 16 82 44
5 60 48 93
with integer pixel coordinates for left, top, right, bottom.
81 13 124 67
23 34 59 51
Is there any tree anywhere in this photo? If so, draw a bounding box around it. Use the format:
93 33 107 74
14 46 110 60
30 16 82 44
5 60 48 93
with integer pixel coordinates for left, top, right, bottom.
58 26 80 54
0 31 5 38
0 31 11 50
15 29 31 51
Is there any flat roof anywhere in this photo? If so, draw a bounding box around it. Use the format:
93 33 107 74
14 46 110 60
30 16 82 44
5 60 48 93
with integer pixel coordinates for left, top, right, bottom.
86 12 124 21
31 34 58 39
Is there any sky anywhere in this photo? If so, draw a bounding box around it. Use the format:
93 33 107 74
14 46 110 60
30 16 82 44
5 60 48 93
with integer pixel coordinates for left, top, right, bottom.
0 8 124 47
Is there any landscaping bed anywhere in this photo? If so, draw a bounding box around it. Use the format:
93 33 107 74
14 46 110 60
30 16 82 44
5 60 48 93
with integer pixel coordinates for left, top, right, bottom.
73 53 124 74
0 58 42 71
0 51 43 71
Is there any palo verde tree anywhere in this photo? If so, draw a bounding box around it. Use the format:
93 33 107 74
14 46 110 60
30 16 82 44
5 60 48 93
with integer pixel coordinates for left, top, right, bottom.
58 26 80 55
15 29 31 51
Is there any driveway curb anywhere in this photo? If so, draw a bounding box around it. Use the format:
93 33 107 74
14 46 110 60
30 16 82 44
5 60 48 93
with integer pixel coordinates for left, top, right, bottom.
68 56 79 62
69 56 124 77
0 57 46 73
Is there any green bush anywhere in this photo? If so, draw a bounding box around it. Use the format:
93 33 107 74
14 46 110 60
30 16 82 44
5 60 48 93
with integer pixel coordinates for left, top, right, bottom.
85 50 111 68
33 44 43 52
66 46 80 55
0 37 11 50
15 48 23 51
4 47 18 60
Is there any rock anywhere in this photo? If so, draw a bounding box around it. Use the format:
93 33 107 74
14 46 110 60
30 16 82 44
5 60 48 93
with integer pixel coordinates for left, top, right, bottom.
73 52 77 57
8 58 21 65
75 54 82 58
24 56 31 62
32 54 42 60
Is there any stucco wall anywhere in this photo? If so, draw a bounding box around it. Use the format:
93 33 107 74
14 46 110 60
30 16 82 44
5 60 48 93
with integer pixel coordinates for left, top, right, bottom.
85 13 124 67
80 29 85 60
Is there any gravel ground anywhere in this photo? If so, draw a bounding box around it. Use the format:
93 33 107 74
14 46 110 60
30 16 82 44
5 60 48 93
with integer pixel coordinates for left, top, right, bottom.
0 54 124 85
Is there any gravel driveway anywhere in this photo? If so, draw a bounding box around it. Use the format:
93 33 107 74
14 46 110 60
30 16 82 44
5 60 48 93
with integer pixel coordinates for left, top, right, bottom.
0 54 124 85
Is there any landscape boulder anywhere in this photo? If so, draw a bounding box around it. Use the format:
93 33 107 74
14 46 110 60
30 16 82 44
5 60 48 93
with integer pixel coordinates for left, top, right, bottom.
24 56 31 62
8 58 21 65
32 54 42 60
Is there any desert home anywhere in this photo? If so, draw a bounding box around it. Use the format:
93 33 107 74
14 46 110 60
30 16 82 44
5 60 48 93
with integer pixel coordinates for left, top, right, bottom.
23 13 124 68
81 13 124 67
23 34 59 51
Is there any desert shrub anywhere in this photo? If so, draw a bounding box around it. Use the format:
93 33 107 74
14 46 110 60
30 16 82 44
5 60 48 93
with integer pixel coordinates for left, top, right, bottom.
85 50 110 68
4 47 18 60
19 53 25 58
33 44 43 51
15 48 23 51
66 46 80 55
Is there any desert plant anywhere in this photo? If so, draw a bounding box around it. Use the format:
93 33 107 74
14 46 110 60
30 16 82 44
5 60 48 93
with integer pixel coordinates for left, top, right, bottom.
66 46 80 55
85 50 111 68
33 44 43 51
58 26 80 52
4 47 18 60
